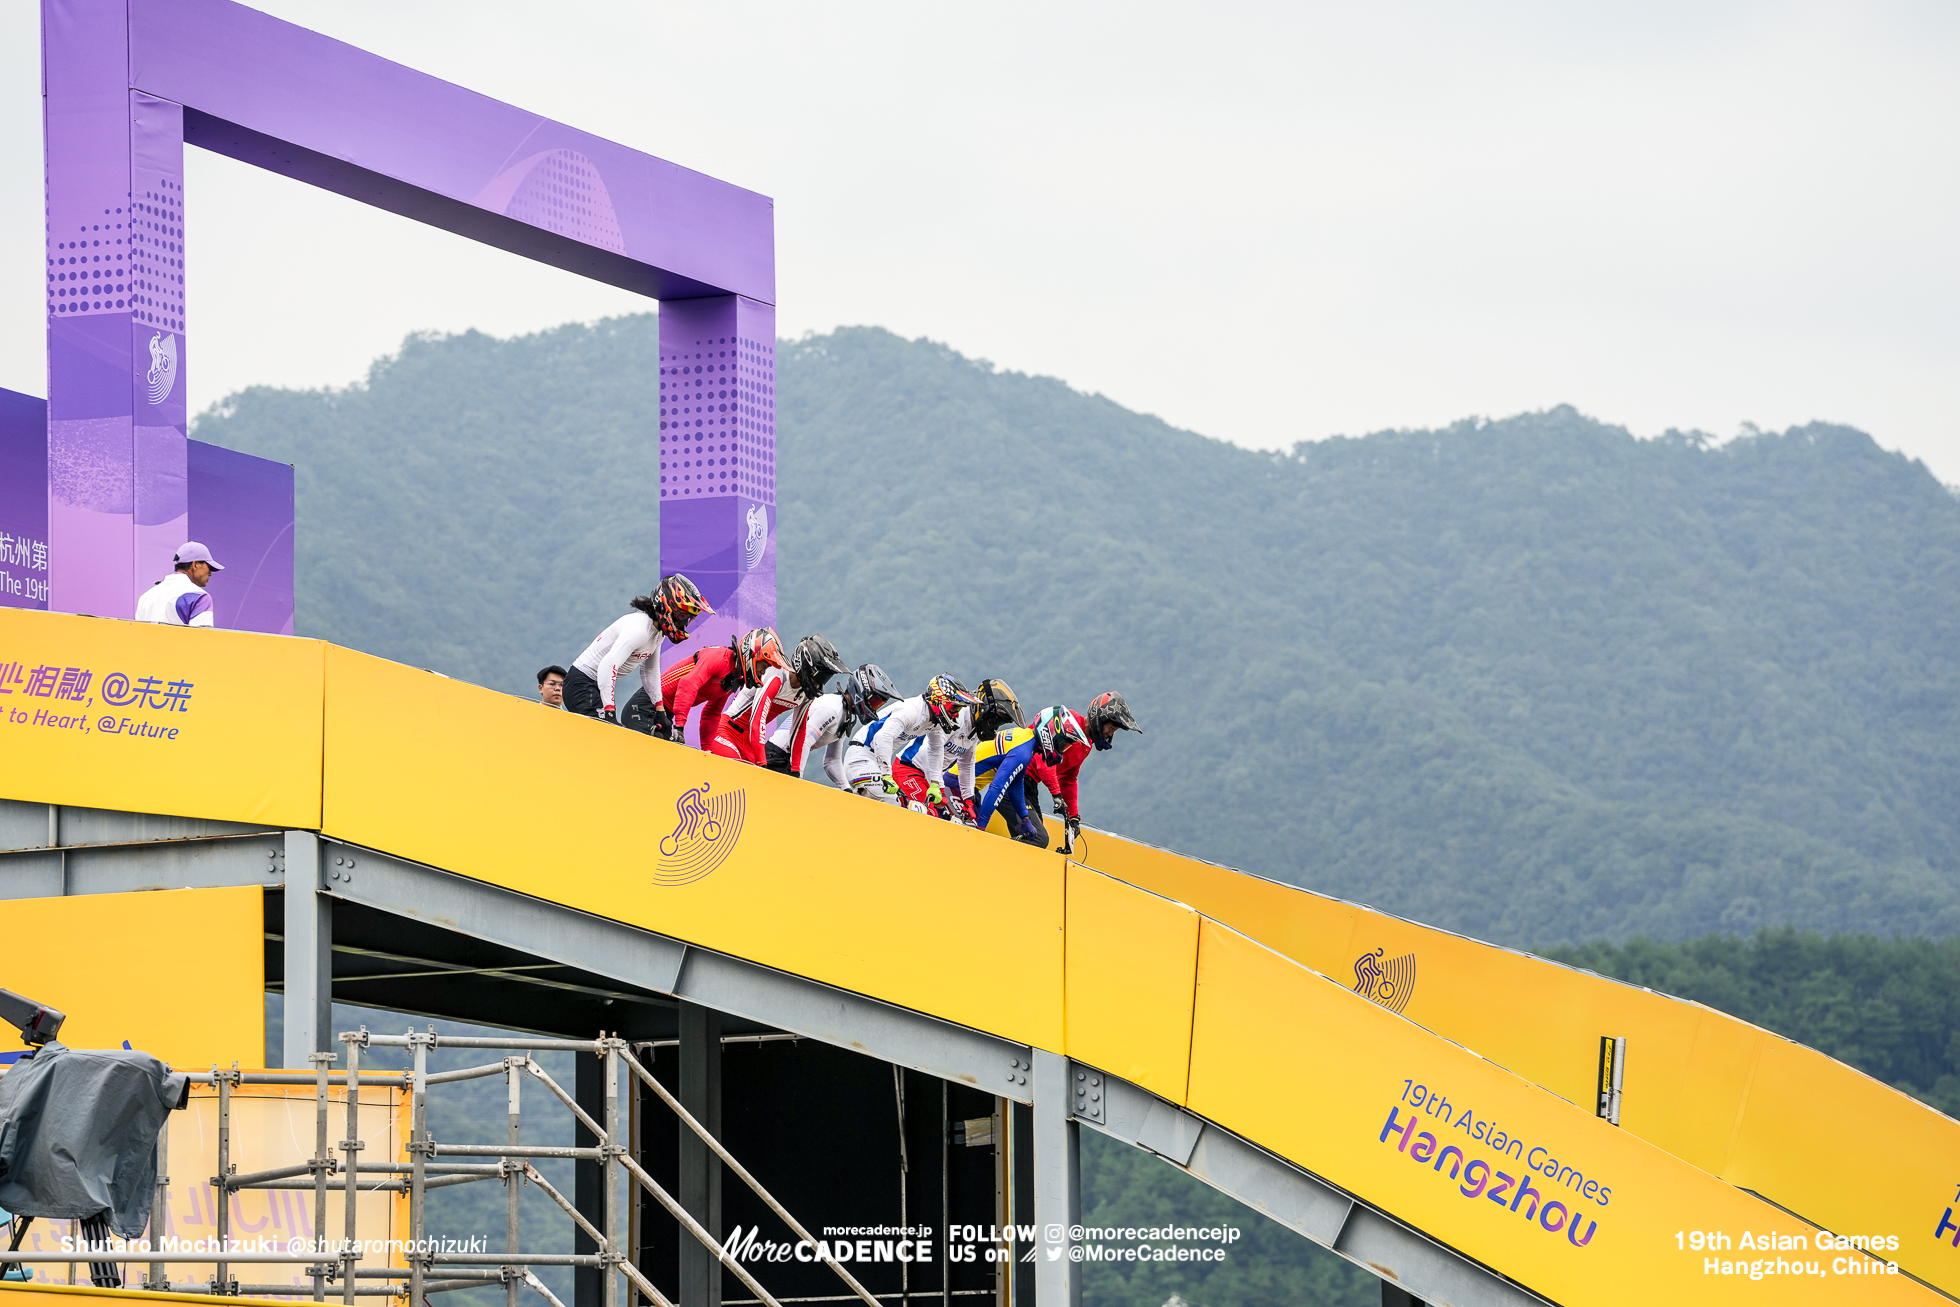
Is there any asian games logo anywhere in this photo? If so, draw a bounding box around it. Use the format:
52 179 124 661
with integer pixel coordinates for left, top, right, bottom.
1353 947 1416 1015
654 781 746 886
145 332 178 405
743 504 768 571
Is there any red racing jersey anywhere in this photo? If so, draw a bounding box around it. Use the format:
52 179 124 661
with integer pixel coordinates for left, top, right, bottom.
662 644 741 747
1040 709 1093 818
720 666 794 763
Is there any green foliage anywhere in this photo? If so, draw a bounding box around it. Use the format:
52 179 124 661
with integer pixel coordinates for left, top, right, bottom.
196 323 662 686
193 320 1960 945
1079 1130 1375 1307
263 998 578 1307
212 319 1960 1306
1544 929 1960 1117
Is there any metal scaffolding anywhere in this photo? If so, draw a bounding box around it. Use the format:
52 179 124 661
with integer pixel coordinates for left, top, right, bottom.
0 1026 884 1307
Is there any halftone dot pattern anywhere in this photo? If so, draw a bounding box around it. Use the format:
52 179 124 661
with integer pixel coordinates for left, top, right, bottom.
48 178 184 328
129 176 186 331
657 332 775 505
503 150 625 254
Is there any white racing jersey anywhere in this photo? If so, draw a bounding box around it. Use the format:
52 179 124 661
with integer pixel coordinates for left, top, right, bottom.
572 612 666 713
768 692 853 785
874 695 947 783
843 702 899 800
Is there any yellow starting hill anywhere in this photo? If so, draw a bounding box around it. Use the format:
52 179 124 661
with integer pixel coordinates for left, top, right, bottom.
0 607 1949 1307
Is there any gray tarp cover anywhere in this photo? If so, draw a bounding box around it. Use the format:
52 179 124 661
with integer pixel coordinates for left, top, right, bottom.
0 1043 189 1235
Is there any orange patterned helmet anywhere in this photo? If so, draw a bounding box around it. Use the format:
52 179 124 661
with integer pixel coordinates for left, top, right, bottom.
736 627 788 686
649 574 713 644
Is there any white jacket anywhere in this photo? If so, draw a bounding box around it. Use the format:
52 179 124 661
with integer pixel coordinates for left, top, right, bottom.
873 695 946 782
571 612 666 712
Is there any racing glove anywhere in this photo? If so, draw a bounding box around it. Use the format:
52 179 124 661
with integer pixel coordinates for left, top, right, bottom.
651 707 675 738
926 781 945 807
880 774 900 796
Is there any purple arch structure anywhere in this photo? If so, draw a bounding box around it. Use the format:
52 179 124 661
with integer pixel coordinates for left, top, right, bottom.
39 0 776 651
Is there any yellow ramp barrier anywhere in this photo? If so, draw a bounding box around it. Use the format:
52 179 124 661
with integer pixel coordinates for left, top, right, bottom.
0 616 321 828
1063 867 1197 1102
319 644 1066 1053
0 887 263 1068
1074 828 1960 1291
1185 921 1927 1305
0 608 1943 1303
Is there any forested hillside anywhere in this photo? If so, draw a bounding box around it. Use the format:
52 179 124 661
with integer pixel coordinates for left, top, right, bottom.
193 319 1960 945
278 921 1960 1307
1546 928 1960 1117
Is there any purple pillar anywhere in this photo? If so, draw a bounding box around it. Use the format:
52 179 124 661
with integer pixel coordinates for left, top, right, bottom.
0 389 51 611
45 0 190 619
43 0 776 642
658 298 777 659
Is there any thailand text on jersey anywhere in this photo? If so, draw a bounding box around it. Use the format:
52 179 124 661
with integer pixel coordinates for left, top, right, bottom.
970 726 1042 830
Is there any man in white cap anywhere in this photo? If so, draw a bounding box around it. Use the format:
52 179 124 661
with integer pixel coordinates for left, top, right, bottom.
134 542 223 627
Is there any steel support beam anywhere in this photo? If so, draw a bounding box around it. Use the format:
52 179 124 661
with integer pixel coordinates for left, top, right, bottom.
1088 1071 1552 1307
281 831 330 1069
0 806 1554 1307
1030 1050 1080 1307
0 830 284 898
574 1051 606 1307
0 798 274 850
321 840 1033 1101
676 1003 722 1307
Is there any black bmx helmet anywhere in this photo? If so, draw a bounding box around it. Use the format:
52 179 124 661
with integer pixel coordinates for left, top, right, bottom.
972 678 1025 737
1085 691 1143 751
791 634 847 700
846 663 901 725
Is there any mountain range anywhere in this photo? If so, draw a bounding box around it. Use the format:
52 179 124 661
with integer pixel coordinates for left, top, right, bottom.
193 319 1960 946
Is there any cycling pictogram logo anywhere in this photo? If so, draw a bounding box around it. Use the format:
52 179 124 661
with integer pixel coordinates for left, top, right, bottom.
743 504 769 571
146 332 178 405
1352 947 1416 1015
654 781 746 886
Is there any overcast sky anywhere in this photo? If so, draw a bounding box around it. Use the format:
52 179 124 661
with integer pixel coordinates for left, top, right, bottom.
3 2 1958 479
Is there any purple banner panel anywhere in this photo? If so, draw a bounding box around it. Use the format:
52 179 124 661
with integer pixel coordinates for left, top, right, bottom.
659 297 777 673
129 0 773 303
187 439 294 635
45 0 137 620
131 94 191 595
45 1 190 619
0 389 50 612
47 0 773 644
